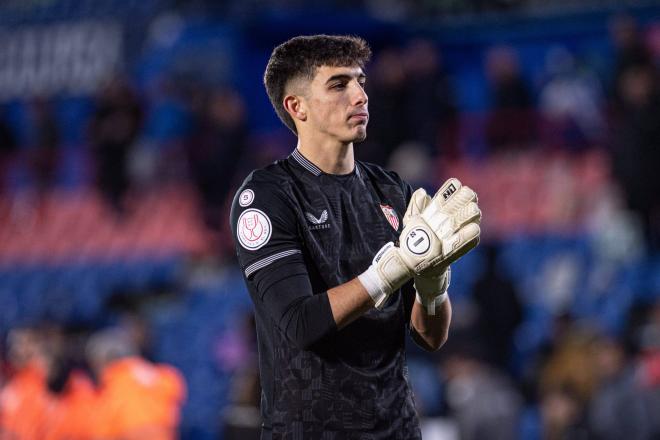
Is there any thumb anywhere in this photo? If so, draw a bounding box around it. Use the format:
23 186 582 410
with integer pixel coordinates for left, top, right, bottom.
403 188 430 226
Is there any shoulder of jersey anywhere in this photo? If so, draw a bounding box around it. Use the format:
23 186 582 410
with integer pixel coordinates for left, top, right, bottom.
241 163 292 187
234 165 294 213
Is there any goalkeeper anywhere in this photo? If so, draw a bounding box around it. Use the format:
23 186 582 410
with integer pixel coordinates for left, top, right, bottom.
230 35 481 440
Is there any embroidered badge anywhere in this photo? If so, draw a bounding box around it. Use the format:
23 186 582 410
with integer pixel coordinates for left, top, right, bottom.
380 204 399 231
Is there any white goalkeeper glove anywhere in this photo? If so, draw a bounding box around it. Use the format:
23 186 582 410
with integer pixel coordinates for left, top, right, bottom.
404 187 450 315
358 178 481 309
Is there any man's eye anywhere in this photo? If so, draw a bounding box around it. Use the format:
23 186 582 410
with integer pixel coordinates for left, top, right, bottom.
332 83 346 89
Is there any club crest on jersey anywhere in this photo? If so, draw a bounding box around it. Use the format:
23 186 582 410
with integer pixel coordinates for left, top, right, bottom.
237 209 272 250
305 210 330 230
380 204 399 231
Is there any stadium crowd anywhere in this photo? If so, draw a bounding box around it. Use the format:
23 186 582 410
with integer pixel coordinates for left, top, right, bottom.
0 4 659 439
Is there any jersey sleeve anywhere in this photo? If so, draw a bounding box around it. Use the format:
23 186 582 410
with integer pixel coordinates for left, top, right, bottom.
230 179 337 349
230 180 302 280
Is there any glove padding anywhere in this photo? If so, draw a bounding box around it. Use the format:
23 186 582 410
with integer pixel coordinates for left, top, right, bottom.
404 187 450 315
359 178 481 308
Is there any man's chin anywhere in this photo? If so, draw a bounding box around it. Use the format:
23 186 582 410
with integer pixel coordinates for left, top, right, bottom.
351 127 367 143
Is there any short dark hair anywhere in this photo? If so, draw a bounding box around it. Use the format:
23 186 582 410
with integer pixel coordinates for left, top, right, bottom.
263 35 372 134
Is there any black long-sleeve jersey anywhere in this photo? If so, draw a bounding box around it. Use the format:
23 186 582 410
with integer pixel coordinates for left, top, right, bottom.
230 148 421 439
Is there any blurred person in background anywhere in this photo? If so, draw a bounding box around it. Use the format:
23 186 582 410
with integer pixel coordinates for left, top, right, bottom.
440 335 523 440
610 14 652 99
484 45 536 153
358 46 406 165
89 76 144 216
85 327 186 440
401 38 458 158
23 97 61 219
587 332 646 440
538 47 605 151
539 385 588 440
470 244 523 370
611 62 660 250
185 86 248 231
0 105 18 197
537 323 613 439
0 327 54 439
628 301 660 438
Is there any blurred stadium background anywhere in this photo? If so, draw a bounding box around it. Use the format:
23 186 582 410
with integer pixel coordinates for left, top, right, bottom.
1 0 660 439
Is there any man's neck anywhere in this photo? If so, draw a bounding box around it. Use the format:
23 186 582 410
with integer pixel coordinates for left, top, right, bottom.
297 138 355 175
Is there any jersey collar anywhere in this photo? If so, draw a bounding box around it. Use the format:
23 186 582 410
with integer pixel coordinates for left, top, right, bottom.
290 148 322 176
289 148 362 178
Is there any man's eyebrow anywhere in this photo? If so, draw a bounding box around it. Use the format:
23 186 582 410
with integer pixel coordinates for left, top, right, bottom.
325 73 367 84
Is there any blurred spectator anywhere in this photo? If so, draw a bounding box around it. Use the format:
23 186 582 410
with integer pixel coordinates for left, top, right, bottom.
471 244 523 370
610 14 652 96
358 47 406 165
25 97 60 195
387 141 435 190
539 386 589 440
402 39 458 157
631 302 660 437
440 337 523 440
584 302 660 439
611 63 660 249
485 46 536 152
185 86 247 231
538 47 605 151
0 105 18 195
86 327 186 440
89 76 144 215
44 369 97 440
587 334 646 440
131 78 194 186
0 327 54 439
537 324 606 439
539 325 600 406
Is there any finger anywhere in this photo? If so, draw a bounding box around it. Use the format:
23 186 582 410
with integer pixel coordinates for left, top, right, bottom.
442 223 481 265
430 178 462 206
454 202 481 229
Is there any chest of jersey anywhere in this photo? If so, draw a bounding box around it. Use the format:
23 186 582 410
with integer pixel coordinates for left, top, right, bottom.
289 173 405 289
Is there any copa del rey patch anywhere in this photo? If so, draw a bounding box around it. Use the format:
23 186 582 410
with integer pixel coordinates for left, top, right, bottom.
237 209 272 250
380 204 399 231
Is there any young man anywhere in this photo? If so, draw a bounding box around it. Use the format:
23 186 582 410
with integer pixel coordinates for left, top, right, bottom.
230 35 481 439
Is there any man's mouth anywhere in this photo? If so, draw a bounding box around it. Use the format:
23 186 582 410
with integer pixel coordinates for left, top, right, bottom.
349 112 369 122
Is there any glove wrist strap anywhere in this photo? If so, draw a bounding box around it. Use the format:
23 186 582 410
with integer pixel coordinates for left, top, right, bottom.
358 266 389 309
415 292 448 316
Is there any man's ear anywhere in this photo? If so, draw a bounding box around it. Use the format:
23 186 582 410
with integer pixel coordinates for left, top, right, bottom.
283 94 307 122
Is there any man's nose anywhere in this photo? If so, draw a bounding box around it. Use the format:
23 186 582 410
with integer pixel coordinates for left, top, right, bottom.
352 83 368 107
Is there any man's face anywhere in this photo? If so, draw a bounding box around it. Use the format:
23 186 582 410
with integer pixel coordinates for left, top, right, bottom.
298 65 369 143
